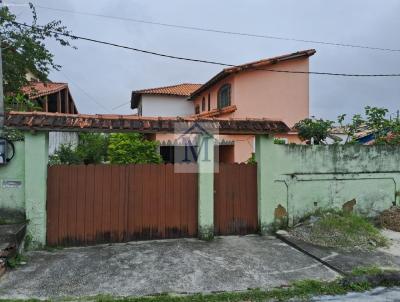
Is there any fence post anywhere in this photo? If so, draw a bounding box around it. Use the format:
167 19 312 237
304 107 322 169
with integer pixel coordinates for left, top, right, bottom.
24 131 49 248
197 133 214 240
255 134 274 234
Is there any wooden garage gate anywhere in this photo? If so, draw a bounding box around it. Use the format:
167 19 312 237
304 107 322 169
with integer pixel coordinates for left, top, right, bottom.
46 164 198 246
214 163 258 235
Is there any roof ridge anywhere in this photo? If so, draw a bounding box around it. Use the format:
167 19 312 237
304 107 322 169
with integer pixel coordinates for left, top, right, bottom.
133 82 202 93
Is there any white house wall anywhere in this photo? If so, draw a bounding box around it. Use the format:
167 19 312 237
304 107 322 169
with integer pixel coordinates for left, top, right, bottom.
141 95 194 117
49 132 79 155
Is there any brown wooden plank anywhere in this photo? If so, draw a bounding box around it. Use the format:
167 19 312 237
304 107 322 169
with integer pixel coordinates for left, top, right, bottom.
110 165 120 242
84 165 95 244
46 166 58 245
102 165 112 242
164 164 174 238
93 165 104 243
75 165 87 244
158 164 166 238
117 165 127 242
172 164 181 238
58 165 69 245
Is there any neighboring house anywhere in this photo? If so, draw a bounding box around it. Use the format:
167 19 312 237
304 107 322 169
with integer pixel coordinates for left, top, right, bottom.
131 49 316 163
131 83 201 117
21 81 78 114
20 81 79 154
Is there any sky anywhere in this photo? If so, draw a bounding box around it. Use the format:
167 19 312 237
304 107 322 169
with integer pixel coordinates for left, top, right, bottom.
6 0 400 120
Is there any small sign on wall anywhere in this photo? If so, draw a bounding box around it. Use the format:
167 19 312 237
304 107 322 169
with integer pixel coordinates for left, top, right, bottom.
2 180 22 189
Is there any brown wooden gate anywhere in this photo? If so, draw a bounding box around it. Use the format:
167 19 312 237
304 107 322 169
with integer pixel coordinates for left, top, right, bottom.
214 163 258 235
46 164 198 246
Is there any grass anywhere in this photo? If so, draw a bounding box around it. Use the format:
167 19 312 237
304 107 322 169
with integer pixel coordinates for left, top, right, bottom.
0 267 398 302
291 209 388 249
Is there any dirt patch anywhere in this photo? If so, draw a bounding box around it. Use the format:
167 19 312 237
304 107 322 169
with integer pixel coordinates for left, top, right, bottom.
379 207 400 232
289 210 387 250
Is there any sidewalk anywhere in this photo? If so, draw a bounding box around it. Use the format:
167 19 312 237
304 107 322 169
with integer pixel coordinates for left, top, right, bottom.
0 235 338 299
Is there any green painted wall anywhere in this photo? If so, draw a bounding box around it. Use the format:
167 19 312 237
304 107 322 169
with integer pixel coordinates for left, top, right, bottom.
197 135 214 240
24 132 49 247
256 135 400 228
0 141 25 214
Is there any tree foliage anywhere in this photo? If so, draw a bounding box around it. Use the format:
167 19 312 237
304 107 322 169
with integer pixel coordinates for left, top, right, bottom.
338 106 400 145
0 3 75 95
294 118 334 144
108 133 162 164
49 133 108 165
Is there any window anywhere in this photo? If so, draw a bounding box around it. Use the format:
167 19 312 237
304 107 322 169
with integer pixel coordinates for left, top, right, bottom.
202 97 206 111
217 84 231 109
195 105 200 114
208 93 211 111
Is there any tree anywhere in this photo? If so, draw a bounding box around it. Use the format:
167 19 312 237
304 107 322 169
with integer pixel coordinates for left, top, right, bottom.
76 133 108 164
108 133 162 164
49 133 108 165
0 3 75 96
339 106 400 145
294 118 334 144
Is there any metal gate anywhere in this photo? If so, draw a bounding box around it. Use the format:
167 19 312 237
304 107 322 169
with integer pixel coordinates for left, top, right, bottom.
214 163 258 235
46 164 198 246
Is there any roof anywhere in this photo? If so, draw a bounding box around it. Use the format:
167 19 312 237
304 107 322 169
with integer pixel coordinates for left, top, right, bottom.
21 82 68 99
5 111 290 134
189 49 316 99
131 83 202 109
191 105 237 118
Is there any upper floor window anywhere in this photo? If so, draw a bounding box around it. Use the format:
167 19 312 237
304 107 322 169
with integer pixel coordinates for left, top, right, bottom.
202 97 206 111
195 105 200 114
208 93 211 111
217 84 231 109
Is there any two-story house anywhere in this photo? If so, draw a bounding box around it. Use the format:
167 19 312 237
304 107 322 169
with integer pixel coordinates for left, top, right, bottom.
130 49 316 163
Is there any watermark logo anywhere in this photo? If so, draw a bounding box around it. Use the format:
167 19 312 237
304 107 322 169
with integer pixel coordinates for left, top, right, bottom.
173 121 219 173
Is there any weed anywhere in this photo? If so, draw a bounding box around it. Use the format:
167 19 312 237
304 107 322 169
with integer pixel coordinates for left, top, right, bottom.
291 209 388 249
6 253 27 269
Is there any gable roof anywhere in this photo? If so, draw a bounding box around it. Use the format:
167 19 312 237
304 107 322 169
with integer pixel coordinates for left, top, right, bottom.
131 83 202 109
189 49 316 99
21 82 68 99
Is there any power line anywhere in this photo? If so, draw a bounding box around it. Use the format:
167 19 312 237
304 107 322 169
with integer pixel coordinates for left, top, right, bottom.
58 70 109 112
36 4 400 53
7 20 400 77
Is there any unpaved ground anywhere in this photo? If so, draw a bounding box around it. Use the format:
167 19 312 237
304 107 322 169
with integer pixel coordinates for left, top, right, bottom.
0 235 338 299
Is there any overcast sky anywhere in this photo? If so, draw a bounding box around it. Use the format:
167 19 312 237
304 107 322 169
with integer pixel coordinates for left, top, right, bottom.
7 0 400 120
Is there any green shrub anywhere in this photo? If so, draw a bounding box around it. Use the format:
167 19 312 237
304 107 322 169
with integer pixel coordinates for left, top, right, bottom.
108 133 162 164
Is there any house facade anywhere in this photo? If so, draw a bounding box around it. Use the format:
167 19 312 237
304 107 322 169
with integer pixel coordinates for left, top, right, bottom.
131 49 315 163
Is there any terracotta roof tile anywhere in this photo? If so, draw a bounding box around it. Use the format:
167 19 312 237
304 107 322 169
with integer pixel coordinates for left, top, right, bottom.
131 83 202 109
5 111 290 134
134 83 202 97
190 49 316 99
21 82 68 99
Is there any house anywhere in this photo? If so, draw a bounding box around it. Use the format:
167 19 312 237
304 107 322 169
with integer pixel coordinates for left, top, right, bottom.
131 83 201 117
20 81 78 114
19 81 79 154
131 49 316 163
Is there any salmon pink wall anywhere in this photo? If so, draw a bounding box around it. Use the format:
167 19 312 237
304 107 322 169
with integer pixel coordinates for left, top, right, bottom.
233 59 309 127
192 75 236 115
191 58 310 127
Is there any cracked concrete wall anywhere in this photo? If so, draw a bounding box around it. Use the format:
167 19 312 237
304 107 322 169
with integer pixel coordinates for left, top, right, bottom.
24 132 48 247
256 135 400 227
0 141 25 218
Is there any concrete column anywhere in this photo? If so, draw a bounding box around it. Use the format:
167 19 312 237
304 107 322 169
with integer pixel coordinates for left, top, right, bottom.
197 133 214 240
255 134 274 234
24 132 49 248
